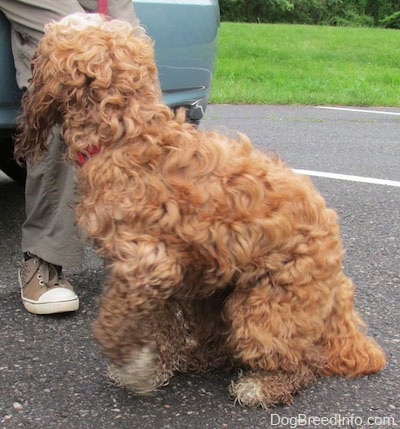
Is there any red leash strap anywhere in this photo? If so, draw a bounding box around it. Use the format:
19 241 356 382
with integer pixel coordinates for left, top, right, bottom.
97 0 108 15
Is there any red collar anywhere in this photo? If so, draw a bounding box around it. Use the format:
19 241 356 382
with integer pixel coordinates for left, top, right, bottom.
77 146 100 166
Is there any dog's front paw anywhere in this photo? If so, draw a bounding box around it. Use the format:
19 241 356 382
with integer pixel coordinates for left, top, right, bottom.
107 346 172 394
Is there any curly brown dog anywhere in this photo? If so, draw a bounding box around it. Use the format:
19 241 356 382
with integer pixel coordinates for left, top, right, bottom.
16 13 386 408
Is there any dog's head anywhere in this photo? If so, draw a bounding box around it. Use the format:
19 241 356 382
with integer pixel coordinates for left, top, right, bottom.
15 13 162 164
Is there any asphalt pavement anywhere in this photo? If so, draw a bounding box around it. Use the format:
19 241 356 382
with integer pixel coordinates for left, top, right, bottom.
1 105 399 428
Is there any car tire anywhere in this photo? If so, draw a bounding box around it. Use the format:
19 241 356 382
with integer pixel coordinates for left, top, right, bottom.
0 129 26 184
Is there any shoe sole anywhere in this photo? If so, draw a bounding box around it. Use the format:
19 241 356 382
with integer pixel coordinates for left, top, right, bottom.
21 293 80 315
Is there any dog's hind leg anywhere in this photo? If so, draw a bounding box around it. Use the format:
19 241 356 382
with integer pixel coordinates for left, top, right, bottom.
317 273 386 378
223 266 385 407
223 272 326 408
229 367 316 408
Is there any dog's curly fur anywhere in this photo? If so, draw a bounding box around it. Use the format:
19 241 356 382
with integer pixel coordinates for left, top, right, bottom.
16 13 386 408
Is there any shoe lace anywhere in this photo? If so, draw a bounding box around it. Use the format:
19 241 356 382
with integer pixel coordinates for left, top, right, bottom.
35 259 64 288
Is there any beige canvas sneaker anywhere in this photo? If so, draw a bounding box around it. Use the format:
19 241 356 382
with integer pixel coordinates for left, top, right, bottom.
18 256 79 315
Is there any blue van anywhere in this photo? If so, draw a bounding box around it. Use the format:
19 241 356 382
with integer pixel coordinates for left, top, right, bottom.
0 0 220 181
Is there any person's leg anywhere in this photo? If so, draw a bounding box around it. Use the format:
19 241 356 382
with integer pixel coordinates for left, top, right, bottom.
0 0 87 313
1 0 142 314
22 128 84 267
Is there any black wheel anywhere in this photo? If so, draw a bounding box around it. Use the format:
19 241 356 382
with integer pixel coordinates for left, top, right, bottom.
0 129 26 184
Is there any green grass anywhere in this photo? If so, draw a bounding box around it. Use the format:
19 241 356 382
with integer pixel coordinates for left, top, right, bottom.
211 23 400 106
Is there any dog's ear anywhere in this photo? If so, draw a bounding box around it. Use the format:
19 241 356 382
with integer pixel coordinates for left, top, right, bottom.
15 15 164 164
14 49 65 165
14 34 106 164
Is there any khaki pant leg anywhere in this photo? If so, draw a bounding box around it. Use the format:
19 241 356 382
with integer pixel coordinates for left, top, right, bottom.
0 0 140 267
21 128 85 267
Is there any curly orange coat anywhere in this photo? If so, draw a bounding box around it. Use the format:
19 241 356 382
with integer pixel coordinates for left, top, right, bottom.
16 13 386 408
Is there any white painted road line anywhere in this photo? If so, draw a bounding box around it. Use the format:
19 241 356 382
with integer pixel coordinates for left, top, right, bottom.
292 169 400 187
314 106 400 116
